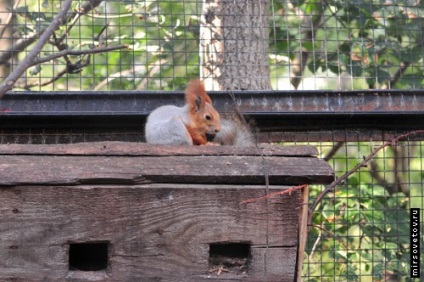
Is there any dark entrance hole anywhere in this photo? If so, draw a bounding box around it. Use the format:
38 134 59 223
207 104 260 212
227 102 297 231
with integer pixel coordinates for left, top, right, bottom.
69 242 109 271
208 242 251 275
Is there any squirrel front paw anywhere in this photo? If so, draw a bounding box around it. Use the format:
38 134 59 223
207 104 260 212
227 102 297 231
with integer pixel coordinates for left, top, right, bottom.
202 142 221 146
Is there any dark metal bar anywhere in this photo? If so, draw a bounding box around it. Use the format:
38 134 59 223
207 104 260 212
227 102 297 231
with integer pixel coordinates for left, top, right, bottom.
0 90 423 130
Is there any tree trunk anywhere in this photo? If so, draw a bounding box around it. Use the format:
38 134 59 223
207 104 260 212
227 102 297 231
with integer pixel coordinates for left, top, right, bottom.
200 0 271 90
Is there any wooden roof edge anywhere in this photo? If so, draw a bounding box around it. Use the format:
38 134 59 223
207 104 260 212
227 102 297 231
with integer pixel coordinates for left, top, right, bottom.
0 142 319 157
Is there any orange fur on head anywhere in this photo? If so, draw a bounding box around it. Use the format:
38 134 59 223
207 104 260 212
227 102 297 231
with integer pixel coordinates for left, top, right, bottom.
184 79 221 145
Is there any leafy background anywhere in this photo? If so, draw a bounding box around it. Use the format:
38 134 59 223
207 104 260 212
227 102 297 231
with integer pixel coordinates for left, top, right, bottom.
305 141 422 281
8 0 424 91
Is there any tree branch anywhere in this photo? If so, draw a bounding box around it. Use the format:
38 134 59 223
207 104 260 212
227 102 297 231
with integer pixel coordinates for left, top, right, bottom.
0 0 74 98
323 141 344 162
11 45 128 90
0 1 107 68
0 0 20 39
19 68 69 89
0 34 39 65
380 61 410 89
32 44 129 66
59 1 105 45
389 61 410 88
290 3 323 90
67 0 104 21
94 64 146 91
369 161 395 194
392 145 409 195
136 59 168 90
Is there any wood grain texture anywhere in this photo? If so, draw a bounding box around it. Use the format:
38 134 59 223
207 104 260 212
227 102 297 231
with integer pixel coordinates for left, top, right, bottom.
0 141 319 156
0 184 301 281
0 155 334 186
296 185 310 281
0 143 332 280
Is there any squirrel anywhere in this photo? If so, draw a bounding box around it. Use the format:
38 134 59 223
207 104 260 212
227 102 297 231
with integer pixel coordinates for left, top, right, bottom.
145 79 256 146
145 79 221 145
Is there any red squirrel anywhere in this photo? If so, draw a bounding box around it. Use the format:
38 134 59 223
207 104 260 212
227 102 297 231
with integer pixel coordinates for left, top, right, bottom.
145 79 221 145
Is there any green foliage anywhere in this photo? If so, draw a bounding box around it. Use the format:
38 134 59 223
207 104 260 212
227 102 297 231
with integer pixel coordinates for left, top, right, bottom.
12 0 424 90
12 0 201 91
270 0 424 89
304 142 424 280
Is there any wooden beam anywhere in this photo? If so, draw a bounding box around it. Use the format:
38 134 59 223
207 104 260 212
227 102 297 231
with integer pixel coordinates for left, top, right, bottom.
0 154 334 186
0 142 333 186
0 142 319 157
296 185 309 281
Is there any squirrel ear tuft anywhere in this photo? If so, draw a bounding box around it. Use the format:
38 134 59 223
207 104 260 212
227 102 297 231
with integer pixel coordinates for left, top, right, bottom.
195 96 202 111
185 79 212 110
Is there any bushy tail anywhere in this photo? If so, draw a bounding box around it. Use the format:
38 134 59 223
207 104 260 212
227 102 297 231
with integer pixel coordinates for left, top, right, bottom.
213 111 257 147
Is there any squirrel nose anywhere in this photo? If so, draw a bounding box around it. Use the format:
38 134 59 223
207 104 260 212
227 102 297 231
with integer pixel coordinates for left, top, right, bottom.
215 129 220 133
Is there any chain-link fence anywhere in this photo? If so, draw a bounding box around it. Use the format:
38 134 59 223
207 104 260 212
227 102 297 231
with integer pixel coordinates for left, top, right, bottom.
1 1 423 281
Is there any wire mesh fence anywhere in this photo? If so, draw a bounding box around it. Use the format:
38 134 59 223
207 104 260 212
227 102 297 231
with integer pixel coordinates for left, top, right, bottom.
2 0 423 91
1 0 424 281
0 126 422 281
303 139 423 281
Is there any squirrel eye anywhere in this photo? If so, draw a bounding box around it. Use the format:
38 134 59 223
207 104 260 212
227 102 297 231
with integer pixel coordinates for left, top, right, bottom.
205 114 211 120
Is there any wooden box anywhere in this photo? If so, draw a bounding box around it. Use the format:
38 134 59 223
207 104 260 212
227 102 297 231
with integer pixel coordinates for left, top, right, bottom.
0 142 334 281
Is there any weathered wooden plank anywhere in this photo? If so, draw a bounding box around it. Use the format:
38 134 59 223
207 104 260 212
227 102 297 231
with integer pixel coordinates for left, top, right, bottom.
0 142 319 157
250 247 298 282
296 185 310 281
0 184 302 281
0 154 334 186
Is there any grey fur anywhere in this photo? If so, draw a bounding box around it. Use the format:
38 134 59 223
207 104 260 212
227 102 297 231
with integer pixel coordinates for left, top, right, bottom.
213 113 256 147
145 105 193 145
